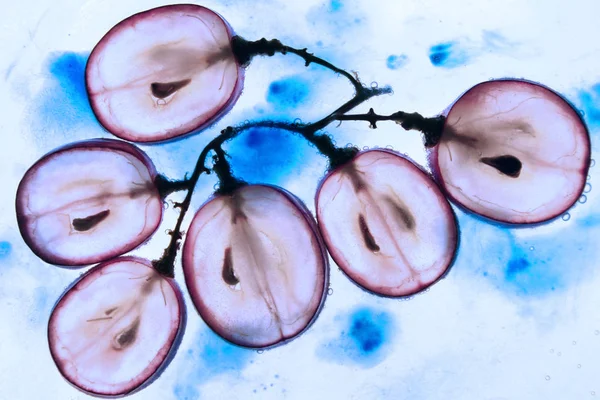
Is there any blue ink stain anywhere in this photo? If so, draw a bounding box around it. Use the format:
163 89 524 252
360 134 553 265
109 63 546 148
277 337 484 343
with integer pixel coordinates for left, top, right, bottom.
330 0 343 11
386 54 408 70
266 76 311 111
454 210 594 297
28 286 50 325
30 52 99 141
577 83 600 129
506 256 530 277
227 127 310 185
0 242 11 259
429 42 469 69
173 329 253 399
317 307 395 368
306 0 364 38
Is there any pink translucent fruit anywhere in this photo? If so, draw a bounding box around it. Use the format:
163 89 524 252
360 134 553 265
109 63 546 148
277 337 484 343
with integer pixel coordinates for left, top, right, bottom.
429 79 591 224
316 150 458 297
183 185 328 348
16 139 162 266
48 257 185 397
86 4 244 142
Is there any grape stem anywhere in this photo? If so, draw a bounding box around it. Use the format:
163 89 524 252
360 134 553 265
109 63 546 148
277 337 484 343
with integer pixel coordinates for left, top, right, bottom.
335 108 446 147
151 38 426 277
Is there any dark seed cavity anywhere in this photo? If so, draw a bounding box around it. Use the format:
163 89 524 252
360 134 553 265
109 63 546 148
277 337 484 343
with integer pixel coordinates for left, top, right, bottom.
359 214 380 252
151 79 192 99
105 307 118 316
72 210 110 231
113 317 140 350
385 196 415 230
480 155 522 178
222 247 239 285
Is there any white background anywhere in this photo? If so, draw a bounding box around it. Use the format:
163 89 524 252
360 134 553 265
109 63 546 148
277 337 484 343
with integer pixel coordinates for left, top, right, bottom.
2 0 600 399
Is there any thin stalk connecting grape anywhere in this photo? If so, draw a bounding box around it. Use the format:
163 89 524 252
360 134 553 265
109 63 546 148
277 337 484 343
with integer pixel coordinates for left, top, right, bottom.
152 40 394 277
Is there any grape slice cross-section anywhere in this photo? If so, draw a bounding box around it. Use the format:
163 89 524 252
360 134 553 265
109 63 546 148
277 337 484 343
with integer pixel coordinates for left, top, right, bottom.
316 149 458 297
430 79 591 224
48 257 185 397
86 4 244 142
15 139 162 266
183 185 329 348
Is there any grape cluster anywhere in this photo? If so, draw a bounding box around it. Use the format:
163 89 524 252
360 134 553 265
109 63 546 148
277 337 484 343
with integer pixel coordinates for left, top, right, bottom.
15 4 591 397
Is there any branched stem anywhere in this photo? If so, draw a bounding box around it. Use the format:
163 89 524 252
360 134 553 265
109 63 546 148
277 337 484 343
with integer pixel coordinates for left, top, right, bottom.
153 39 400 277
336 109 446 147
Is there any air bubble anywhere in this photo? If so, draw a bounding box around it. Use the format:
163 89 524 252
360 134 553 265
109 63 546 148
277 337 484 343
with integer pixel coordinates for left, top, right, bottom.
163 200 170 210
550 349 554 353
579 109 586 117
573 341 577 345
585 183 592 193
363 146 369 150
257 350 264 354
596 330 599 335
558 352 562 356
327 288 333 295
545 375 551 381
346 143 354 148
370 81 378 89
529 246 535 251
592 391 596 396
293 118 303 125
385 145 393 149
579 195 588 204
591 159 596 167
562 213 571 221
578 364 582 368
588 175 592 181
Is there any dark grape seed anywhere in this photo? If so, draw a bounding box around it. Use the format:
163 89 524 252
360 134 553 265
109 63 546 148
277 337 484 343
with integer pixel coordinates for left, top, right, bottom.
222 247 239 286
480 155 522 178
72 209 110 231
113 317 140 350
150 79 192 99
359 214 380 252
385 196 415 230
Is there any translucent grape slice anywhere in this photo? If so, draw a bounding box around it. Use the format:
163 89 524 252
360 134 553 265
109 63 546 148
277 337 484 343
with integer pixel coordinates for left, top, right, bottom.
182 185 328 348
86 4 244 142
16 139 162 266
48 257 185 397
430 79 591 224
316 150 457 297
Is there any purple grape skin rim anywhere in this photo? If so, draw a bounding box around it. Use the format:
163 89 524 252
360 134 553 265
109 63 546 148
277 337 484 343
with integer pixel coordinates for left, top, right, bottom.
181 183 330 350
427 78 592 227
46 256 187 399
15 138 163 267
314 148 460 299
84 4 246 144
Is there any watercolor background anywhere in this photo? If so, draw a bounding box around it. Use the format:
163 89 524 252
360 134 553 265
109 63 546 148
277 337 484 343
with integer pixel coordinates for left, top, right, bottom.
2 0 600 399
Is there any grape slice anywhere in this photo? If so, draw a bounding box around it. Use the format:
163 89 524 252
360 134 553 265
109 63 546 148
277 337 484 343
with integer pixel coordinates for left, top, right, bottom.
316 149 458 297
86 4 244 142
16 139 162 266
429 79 591 224
182 185 328 348
48 257 185 397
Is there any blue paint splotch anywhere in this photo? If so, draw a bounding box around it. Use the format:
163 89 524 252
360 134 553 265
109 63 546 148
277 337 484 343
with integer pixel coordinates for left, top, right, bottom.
429 42 470 69
317 307 395 368
306 0 365 39
28 286 51 325
454 209 596 297
576 82 600 129
386 54 408 70
173 329 253 399
0 242 12 259
226 126 310 185
29 52 100 141
266 75 312 111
